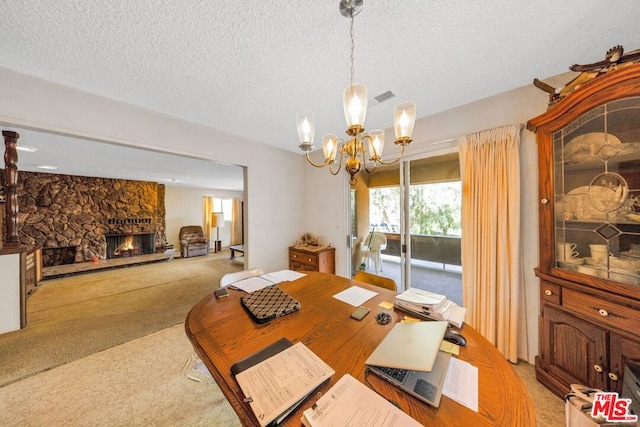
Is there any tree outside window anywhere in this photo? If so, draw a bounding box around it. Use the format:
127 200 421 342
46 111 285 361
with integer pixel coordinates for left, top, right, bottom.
370 181 461 237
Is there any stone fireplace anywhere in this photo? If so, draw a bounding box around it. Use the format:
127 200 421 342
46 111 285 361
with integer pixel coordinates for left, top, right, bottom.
43 246 78 266
0 171 168 268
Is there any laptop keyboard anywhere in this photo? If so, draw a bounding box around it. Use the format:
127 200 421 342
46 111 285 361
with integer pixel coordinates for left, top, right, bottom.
372 365 408 382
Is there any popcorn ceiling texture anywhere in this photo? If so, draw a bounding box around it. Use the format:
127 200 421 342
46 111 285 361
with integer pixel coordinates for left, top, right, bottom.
1 1 638 152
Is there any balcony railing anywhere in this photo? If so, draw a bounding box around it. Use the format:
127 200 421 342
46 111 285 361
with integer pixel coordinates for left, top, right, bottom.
382 233 461 267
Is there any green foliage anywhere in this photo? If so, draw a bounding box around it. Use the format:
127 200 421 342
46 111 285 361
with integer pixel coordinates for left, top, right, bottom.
409 184 460 236
369 181 461 236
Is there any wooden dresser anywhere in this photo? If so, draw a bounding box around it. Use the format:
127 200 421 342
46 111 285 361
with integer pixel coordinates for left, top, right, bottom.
527 63 640 398
288 246 335 274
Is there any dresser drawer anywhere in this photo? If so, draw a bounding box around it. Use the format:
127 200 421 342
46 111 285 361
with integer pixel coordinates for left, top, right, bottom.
290 250 318 268
289 246 335 273
562 288 640 335
540 281 561 305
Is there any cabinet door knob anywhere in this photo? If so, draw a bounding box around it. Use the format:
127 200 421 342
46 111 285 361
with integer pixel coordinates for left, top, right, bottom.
541 198 549 204
544 290 552 296
608 372 619 381
594 364 603 373
598 309 609 317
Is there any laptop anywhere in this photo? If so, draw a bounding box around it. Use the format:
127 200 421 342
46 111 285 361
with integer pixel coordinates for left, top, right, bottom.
365 321 451 408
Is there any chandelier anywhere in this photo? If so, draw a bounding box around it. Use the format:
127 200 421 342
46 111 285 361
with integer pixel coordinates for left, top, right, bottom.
296 0 416 184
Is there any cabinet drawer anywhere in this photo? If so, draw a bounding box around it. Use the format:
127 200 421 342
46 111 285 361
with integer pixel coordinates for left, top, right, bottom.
290 250 318 268
562 288 640 335
540 281 561 305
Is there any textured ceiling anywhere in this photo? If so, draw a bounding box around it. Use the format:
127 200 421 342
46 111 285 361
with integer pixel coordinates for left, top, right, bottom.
1 1 640 188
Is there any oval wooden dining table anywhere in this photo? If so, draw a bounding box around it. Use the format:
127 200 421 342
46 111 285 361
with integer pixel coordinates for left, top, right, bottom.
185 271 535 426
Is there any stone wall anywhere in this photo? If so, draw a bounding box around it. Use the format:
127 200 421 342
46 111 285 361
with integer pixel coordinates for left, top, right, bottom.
1 170 167 266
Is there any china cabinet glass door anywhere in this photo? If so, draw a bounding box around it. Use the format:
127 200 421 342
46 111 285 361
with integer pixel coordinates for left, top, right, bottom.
554 97 640 286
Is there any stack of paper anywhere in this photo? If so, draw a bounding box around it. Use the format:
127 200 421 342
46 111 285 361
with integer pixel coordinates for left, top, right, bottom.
301 374 422 427
234 341 334 427
395 288 466 327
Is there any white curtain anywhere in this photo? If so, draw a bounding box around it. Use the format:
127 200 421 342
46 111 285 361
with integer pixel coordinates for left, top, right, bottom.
458 124 524 363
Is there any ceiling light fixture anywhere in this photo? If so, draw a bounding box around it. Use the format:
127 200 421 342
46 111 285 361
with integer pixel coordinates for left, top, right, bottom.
17 145 38 153
296 0 416 184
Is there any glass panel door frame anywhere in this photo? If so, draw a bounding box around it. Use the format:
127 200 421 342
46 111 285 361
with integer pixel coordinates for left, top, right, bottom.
346 141 459 292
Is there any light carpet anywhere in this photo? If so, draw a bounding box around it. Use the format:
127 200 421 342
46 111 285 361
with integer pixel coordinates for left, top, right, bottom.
0 252 242 387
0 324 241 426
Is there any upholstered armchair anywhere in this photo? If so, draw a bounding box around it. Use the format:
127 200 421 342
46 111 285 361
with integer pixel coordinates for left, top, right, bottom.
179 226 210 258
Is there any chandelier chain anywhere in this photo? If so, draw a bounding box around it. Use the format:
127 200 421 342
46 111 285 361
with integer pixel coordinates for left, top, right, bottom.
349 13 355 86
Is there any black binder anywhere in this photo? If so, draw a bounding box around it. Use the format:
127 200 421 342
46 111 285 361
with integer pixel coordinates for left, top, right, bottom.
240 285 300 324
230 337 293 376
231 338 326 426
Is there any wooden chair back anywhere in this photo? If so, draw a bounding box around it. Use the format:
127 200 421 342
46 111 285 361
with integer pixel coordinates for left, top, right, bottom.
353 271 397 291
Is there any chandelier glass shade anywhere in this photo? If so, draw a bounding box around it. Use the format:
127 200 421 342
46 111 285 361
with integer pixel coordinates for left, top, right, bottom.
296 1 416 184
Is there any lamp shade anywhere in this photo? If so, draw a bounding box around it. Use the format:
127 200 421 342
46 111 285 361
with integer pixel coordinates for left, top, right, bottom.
368 129 385 159
393 101 416 141
296 111 315 147
343 84 368 128
211 212 224 228
322 133 338 162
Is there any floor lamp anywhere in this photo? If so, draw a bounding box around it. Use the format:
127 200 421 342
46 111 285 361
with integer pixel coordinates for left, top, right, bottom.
211 212 224 253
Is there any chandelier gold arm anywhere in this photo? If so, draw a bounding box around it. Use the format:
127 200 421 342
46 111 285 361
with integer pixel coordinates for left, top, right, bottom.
304 142 347 175
328 144 346 175
356 134 376 174
362 150 378 174
371 142 408 165
304 151 334 168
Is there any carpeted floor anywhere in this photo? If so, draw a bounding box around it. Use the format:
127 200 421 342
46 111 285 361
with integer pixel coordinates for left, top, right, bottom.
0 251 243 387
0 324 241 426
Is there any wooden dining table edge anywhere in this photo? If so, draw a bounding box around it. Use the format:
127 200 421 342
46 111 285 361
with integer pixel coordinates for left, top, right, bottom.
184 298 256 426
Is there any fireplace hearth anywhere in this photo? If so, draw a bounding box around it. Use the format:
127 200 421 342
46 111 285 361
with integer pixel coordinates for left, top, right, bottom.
106 233 156 259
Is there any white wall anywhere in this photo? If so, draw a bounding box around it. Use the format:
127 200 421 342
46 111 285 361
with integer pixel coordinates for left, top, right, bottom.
0 253 22 334
0 67 304 272
303 72 577 363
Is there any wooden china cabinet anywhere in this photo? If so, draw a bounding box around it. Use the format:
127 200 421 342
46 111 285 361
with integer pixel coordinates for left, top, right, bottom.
528 62 640 398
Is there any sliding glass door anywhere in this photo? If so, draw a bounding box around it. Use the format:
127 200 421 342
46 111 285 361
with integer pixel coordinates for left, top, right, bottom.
349 151 462 303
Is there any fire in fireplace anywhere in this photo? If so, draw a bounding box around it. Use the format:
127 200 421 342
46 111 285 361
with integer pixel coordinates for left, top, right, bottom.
106 233 156 259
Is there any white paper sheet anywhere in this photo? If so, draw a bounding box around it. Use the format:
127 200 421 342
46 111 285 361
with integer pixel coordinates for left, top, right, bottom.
261 270 306 284
235 342 334 427
301 374 422 427
443 356 478 411
332 286 378 307
231 276 274 292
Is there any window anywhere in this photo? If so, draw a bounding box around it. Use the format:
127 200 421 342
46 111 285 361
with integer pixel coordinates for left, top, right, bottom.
368 181 461 237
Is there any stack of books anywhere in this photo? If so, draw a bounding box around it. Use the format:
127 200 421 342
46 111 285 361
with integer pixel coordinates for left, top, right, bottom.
394 288 466 327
